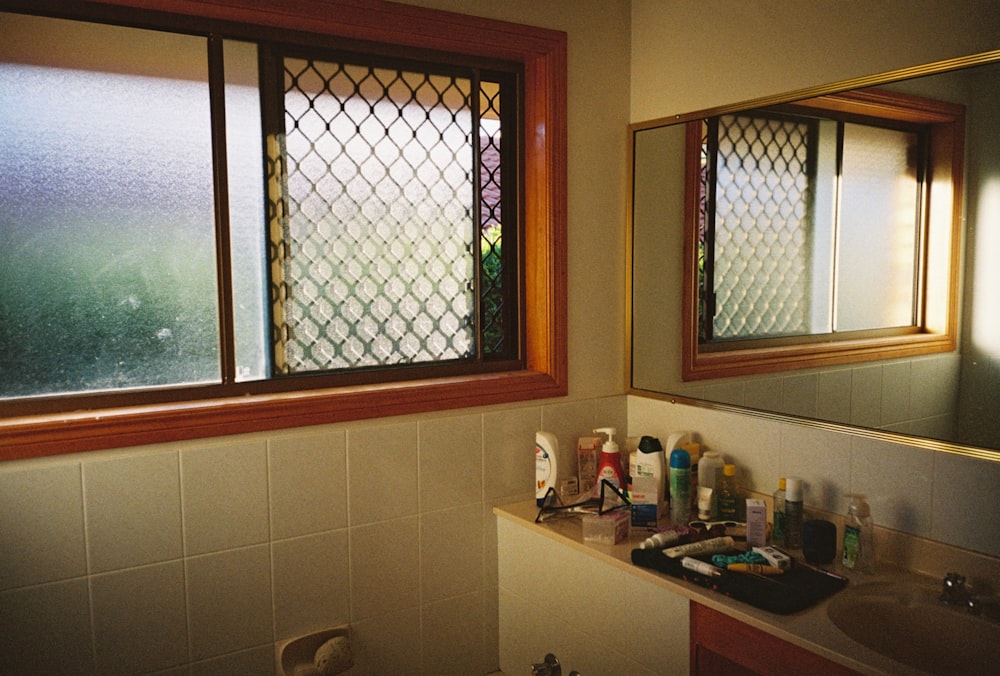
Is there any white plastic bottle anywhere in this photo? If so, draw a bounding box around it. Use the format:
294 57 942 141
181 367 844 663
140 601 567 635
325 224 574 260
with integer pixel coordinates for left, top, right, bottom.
842 494 875 573
592 427 626 503
534 431 559 506
629 435 665 526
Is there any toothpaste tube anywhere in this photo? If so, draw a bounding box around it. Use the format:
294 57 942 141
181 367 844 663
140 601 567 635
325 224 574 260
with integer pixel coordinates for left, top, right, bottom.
663 536 735 559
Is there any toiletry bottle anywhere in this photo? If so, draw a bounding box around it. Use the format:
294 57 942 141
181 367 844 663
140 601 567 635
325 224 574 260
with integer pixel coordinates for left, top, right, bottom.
842 494 875 573
683 442 701 515
534 431 559 507
772 477 786 545
697 450 725 518
784 476 804 548
592 427 626 502
717 463 739 521
628 435 665 526
668 445 691 524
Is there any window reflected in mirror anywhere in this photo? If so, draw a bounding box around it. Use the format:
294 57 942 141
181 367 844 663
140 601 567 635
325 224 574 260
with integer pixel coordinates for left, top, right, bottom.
682 88 964 380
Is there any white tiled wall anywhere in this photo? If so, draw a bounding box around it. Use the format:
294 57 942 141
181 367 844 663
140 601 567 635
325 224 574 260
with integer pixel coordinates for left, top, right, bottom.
670 352 961 443
0 396 627 675
628 395 1000 559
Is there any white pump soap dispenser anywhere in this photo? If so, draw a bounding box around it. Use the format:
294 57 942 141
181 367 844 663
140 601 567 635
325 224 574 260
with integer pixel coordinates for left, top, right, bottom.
592 427 626 502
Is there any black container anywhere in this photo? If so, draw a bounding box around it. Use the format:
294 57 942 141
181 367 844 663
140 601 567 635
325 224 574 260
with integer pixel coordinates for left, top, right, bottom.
802 519 837 564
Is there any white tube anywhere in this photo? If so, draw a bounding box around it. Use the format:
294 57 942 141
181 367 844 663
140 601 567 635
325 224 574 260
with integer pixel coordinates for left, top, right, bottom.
639 528 682 550
697 486 713 520
662 536 735 559
681 556 724 577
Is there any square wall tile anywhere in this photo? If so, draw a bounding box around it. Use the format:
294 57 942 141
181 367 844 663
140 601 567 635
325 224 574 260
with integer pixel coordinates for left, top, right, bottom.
420 505 484 603
83 451 182 573
850 364 882 428
0 579 93 674
592 395 628 435
779 423 850 514
931 453 1000 556
541 398 602 467
350 607 421 674
347 422 418 527
349 516 419 621
817 369 853 425
911 354 960 419
851 436 933 537
781 373 818 420
419 413 483 512
190 646 276 676
181 440 269 555
0 463 86 590
698 410 780 494
880 361 912 426
272 530 350 641
744 375 783 412
483 406 540 501
268 429 347 540
186 545 273 661
421 592 484 675
91 561 188 674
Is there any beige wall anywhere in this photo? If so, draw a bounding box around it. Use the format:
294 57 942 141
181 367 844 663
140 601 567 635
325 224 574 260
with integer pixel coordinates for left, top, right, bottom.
631 0 1000 122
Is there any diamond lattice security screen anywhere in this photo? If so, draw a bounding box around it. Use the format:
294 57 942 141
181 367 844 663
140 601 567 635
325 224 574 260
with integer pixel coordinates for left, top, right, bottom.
711 113 815 340
267 56 501 375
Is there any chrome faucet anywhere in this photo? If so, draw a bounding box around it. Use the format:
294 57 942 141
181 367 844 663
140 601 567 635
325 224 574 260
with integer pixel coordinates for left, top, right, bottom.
531 653 561 676
941 572 1000 620
531 653 582 676
940 572 968 605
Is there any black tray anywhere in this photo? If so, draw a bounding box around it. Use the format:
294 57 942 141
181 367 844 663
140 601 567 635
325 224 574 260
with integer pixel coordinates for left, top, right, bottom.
631 547 848 614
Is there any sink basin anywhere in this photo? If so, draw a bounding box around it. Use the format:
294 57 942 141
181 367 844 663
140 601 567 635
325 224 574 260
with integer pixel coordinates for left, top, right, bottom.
827 578 1000 674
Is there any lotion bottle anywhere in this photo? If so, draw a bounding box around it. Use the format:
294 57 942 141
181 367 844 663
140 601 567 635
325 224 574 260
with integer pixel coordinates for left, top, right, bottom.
592 427 626 502
534 431 559 506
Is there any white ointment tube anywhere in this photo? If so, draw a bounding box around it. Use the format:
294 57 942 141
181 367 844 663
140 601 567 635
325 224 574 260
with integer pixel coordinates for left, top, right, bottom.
681 556 724 577
662 536 735 558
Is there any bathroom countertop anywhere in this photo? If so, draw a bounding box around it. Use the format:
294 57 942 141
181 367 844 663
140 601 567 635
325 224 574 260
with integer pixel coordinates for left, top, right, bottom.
494 498 1000 676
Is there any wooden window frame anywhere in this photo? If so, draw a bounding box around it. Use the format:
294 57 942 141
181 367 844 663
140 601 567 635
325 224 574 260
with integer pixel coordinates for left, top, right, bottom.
0 0 567 460
681 88 964 382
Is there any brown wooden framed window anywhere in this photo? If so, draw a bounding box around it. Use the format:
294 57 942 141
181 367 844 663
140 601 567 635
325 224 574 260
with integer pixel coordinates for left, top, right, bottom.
0 0 567 460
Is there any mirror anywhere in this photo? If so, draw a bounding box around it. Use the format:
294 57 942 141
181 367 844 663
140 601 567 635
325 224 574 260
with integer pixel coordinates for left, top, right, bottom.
629 50 1000 457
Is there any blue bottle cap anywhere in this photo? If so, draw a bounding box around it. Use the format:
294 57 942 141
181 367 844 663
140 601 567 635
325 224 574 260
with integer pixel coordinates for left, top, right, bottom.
669 447 690 469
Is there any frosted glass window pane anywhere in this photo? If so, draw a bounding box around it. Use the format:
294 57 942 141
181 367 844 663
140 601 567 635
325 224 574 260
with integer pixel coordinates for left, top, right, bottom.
224 40 268 381
0 14 219 398
837 123 919 331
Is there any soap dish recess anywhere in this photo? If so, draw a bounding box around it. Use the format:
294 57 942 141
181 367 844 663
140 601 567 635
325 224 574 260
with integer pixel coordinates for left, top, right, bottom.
278 625 352 676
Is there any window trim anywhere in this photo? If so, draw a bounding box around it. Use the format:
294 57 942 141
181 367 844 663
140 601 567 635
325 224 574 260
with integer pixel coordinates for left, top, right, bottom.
0 0 567 461
681 88 963 382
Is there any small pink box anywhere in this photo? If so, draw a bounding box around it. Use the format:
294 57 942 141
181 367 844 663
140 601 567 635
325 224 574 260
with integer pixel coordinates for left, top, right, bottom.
582 509 630 545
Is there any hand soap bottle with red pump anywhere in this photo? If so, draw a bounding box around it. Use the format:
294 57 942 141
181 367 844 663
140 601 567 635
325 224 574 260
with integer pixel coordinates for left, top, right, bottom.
592 427 627 503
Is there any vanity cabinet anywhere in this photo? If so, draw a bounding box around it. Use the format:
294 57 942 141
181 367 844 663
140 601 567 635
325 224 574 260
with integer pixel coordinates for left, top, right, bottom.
496 512 690 674
690 602 858 675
